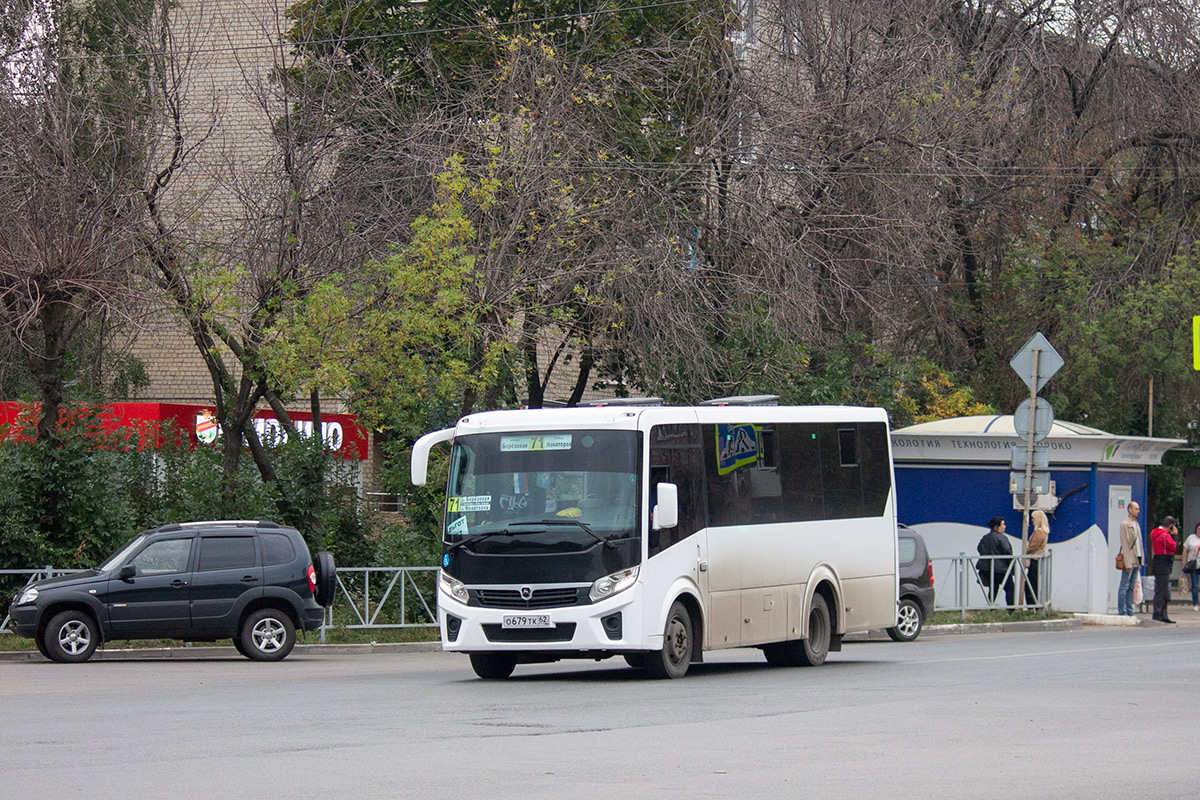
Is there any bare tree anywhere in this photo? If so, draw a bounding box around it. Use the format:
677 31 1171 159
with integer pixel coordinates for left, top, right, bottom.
142 0 407 519
0 1 163 442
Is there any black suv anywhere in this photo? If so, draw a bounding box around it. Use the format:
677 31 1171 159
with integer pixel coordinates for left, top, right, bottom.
887 525 935 642
7 521 336 662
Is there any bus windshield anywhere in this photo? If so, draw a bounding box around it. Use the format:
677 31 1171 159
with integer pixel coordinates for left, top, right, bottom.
445 429 640 554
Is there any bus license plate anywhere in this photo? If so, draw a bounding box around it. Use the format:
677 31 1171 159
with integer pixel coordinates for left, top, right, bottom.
502 614 552 629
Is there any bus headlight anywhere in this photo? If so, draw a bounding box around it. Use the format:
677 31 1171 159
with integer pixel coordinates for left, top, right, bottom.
589 566 639 603
440 571 469 604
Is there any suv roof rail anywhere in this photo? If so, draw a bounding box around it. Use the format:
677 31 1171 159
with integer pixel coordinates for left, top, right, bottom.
586 397 664 407
163 520 279 529
699 395 780 406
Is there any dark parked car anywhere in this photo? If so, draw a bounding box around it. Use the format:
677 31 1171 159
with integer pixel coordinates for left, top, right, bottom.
7 520 336 662
887 526 935 642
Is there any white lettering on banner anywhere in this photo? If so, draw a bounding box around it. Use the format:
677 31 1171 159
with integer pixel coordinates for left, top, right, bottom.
894 433 1176 465
896 435 1075 452
196 415 347 450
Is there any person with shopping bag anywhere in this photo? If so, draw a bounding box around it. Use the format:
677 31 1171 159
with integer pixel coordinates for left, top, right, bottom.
1183 522 1200 612
1117 502 1144 616
1149 516 1179 623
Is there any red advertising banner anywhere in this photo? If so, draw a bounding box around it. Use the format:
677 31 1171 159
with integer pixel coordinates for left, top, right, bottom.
0 402 369 460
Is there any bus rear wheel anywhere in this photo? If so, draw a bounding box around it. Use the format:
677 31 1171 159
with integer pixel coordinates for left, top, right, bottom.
470 652 518 679
646 600 692 679
762 594 831 667
798 594 831 666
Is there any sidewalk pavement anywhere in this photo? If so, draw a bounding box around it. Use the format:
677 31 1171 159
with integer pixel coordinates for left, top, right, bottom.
4 600 1199 661
847 597 1200 642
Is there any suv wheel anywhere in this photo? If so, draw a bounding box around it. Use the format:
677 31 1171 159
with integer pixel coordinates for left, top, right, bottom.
44 610 99 663
887 597 924 642
232 637 248 658
241 608 296 662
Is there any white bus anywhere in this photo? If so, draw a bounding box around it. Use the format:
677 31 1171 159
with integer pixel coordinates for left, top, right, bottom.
410 397 899 679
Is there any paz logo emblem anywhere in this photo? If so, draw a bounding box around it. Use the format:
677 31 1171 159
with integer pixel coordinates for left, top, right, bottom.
195 412 218 445
520 586 533 600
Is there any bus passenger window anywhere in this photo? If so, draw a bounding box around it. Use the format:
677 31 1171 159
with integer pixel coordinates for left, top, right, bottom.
757 428 778 470
838 428 858 467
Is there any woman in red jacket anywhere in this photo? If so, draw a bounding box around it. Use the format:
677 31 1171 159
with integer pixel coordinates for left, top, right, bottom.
1149 517 1179 623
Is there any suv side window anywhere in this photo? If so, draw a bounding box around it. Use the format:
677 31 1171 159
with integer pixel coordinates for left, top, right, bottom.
197 536 257 571
131 539 193 575
260 533 296 567
898 535 917 566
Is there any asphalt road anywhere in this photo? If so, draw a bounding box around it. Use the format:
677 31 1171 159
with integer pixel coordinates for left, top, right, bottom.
3 627 1197 799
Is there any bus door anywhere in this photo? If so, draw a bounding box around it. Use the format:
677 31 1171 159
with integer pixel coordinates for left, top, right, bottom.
648 423 709 605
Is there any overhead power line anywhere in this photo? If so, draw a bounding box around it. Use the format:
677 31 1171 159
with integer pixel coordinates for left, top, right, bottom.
32 0 706 62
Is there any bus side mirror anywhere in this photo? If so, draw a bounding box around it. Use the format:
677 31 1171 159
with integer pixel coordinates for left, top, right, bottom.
653 483 678 530
411 428 455 486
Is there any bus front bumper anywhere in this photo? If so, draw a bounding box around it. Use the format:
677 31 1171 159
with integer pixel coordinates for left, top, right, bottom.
438 584 646 653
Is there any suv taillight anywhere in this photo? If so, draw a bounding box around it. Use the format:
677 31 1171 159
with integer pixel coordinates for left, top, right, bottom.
927 561 934 588
307 565 317 595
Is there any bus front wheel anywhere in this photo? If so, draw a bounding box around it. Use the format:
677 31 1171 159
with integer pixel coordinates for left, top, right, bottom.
646 600 693 679
470 652 518 679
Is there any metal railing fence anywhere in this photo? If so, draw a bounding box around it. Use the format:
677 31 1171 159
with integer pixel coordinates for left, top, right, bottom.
319 567 439 641
0 568 88 634
932 552 1053 619
1 566 439 637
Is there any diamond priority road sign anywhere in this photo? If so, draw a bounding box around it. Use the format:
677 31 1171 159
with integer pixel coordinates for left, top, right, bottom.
1009 332 1064 393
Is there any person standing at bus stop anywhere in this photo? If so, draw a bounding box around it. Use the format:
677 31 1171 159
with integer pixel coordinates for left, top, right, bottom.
1149 516 1179 624
1184 522 1200 612
1117 501 1144 616
1023 509 1049 605
977 517 1015 607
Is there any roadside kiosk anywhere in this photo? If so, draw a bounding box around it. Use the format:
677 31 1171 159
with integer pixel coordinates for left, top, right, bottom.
892 415 1182 614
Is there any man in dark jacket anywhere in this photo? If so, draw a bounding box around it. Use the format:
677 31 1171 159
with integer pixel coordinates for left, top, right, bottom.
977 516 1015 607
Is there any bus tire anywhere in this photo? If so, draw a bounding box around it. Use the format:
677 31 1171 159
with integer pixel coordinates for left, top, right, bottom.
623 653 646 669
762 641 794 667
470 652 517 679
646 600 692 679
798 594 831 666
762 594 832 667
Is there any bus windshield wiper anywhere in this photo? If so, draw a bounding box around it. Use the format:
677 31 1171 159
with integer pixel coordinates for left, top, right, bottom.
445 527 534 554
509 519 617 550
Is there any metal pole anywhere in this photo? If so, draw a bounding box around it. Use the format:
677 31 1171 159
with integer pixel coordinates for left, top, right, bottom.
1020 349 1040 606
1149 376 1154 437
960 552 967 621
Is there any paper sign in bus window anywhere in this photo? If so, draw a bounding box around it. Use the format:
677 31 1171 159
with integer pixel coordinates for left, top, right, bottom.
447 516 468 537
500 434 573 452
447 495 492 513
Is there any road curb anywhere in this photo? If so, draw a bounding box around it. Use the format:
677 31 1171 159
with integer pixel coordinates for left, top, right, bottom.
1073 613 1141 626
844 617 1082 641
921 618 1082 636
